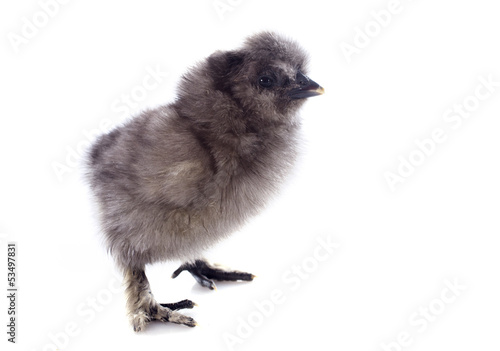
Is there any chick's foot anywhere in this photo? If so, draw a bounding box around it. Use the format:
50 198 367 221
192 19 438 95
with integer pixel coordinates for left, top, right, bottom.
171 259 255 290
124 268 197 332
131 299 197 332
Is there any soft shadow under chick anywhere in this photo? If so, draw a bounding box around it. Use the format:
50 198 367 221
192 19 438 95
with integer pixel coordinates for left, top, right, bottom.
86 31 324 332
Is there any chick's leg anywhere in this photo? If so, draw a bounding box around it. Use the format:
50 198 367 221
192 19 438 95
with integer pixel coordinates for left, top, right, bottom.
124 267 197 332
171 259 255 290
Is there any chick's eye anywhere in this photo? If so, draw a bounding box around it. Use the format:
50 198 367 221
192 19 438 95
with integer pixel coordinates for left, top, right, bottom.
258 76 274 88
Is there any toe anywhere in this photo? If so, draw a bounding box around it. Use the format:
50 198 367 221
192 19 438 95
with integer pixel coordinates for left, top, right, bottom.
161 309 197 327
160 299 197 310
131 311 151 332
171 264 188 279
192 273 217 290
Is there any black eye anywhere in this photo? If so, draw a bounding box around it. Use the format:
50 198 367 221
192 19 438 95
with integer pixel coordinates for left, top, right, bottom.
258 76 274 88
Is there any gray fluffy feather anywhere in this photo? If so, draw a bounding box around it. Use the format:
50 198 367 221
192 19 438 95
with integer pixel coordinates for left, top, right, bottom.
87 32 311 269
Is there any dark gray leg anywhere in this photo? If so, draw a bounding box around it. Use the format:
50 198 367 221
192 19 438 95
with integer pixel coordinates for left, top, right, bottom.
171 259 255 290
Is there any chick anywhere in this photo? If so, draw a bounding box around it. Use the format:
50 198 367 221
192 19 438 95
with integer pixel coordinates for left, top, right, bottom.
86 31 324 331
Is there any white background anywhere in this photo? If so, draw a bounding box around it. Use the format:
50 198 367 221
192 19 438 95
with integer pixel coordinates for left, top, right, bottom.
1 0 500 350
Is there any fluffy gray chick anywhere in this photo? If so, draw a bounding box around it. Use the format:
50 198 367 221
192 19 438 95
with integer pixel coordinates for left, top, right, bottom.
86 31 324 332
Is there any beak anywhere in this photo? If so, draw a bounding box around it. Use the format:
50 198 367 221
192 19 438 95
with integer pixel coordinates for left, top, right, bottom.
287 71 325 99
